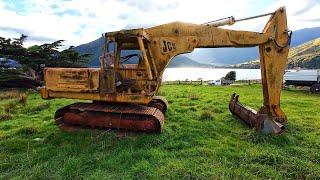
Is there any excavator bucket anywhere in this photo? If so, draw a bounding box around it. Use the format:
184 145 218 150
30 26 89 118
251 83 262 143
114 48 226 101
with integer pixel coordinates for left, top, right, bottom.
229 94 284 134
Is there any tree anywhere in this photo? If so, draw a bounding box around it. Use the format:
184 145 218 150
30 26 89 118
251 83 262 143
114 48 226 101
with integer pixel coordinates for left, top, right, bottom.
225 71 236 80
56 46 91 68
0 34 91 88
0 34 28 60
0 35 31 87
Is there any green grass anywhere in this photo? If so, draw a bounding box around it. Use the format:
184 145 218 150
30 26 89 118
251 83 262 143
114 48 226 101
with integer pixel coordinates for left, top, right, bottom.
0 85 320 179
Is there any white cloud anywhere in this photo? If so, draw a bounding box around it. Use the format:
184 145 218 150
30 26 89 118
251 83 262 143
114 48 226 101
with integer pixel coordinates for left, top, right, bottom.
0 0 319 48
271 0 320 29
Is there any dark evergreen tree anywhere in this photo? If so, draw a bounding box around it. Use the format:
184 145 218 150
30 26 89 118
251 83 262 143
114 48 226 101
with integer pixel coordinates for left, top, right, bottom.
0 34 91 88
225 71 236 80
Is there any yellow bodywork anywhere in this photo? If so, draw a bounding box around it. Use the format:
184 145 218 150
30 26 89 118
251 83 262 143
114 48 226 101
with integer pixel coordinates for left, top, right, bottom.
41 7 290 120
40 67 152 104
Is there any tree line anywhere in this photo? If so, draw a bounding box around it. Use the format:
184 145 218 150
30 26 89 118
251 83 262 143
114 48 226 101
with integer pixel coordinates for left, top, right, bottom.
0 35 91 88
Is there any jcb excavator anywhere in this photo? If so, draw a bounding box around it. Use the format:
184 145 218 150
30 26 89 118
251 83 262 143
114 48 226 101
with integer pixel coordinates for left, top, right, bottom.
40 7 291 134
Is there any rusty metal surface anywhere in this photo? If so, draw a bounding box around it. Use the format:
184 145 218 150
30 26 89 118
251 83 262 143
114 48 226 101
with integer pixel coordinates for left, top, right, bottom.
45 68 99 92
55 102 165 132
148 96 168 113
44 90 152 104
229 93 284 134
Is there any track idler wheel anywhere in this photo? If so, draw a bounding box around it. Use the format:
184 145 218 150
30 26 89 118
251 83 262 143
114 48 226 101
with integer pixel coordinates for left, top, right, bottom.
229 93 285 134
148 96 168 113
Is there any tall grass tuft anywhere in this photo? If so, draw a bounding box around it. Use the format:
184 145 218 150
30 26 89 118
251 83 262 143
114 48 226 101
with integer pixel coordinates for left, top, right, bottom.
0 90 19 100
199 111 213 121
16 126 39 136
18 93 28 105
157 90 166 96
31 102 50 112
189 93 199 100
4 101 17 114
0 114 12 121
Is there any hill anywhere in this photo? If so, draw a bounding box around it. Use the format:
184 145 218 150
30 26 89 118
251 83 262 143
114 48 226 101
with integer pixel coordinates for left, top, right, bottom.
75 37 104 67
168 55 208 68
287 38 320 69
75 38 206 67
184 27 320 65
232 38 320 69
75 27 320 67
290 27 320 47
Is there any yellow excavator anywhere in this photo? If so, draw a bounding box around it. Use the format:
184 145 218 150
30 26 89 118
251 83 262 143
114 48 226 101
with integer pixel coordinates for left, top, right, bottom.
40 7 291 134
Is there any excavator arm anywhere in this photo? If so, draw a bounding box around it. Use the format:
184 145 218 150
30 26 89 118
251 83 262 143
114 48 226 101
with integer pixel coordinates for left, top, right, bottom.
141 7 290 133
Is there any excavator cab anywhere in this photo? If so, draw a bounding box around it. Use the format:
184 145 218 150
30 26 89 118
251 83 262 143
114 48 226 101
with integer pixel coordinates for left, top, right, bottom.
99 29 158 96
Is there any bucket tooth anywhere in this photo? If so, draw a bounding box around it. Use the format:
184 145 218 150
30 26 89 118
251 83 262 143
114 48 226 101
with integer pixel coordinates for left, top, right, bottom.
229 93 285 134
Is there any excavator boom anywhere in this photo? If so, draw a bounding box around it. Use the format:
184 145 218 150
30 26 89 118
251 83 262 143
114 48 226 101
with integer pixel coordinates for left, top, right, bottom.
40 7 290 134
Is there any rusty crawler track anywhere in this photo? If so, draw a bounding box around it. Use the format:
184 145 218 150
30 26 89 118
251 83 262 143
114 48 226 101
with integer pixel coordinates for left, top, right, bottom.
55 98 166 133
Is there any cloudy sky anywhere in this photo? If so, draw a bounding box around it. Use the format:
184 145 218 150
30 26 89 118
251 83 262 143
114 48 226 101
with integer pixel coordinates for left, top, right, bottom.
0 0 319 48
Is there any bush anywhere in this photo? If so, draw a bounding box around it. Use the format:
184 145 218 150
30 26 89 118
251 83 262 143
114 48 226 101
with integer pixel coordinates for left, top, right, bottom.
225 71 236 80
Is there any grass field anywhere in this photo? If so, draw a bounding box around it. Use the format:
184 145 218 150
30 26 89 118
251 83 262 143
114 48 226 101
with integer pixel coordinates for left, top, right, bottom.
0 84 319 179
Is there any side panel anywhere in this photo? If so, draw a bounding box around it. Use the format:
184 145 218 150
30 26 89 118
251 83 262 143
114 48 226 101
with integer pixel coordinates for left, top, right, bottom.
45 68 99 92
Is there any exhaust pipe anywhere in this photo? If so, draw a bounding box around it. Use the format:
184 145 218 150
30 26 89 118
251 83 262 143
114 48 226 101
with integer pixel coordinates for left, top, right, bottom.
229 93 284 134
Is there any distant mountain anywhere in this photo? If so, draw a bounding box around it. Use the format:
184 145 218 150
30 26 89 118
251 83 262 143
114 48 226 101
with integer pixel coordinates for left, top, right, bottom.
75 37 103 67
290 27 320 47
74 27 320 67
75 39 205 67
184 27 320 65
232 38 320 69
168 55 207 68
287 38 320 69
